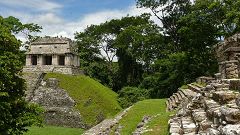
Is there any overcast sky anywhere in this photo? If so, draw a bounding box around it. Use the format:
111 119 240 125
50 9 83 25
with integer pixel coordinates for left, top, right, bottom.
0 0 159 40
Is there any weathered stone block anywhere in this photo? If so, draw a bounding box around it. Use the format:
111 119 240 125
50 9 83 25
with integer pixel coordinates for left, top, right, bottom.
221 124 240 135
31 87 75 108
192 109 207 122
220 106 240 123
182 117 196 134
199 119 213 131
46 78 59 89
204 99 220 109
227 79 240 91
212 91 237 104
44 107 84 128
206 128 220 135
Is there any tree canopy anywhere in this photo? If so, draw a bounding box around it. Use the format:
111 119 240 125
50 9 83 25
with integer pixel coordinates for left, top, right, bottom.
75 14 165 91
0 16 42 135
77 0 240 106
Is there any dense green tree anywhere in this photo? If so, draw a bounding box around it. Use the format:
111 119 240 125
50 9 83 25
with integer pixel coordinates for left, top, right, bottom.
0 16 42 135
136 0 230 97
140 53 188 97
137 0 191 50
75 14 165 91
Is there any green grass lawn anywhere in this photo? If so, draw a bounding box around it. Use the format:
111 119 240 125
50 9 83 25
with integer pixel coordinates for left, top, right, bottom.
119 99 173 135
24 126 84 135
45 73 122 126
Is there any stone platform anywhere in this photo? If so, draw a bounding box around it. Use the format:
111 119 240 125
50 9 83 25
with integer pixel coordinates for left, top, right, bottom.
167 78 240 135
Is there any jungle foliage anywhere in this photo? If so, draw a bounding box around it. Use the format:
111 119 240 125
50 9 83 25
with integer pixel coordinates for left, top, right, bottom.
0 16 43 134
75 0 240 107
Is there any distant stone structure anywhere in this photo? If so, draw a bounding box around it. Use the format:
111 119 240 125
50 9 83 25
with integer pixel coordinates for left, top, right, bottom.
23 36 81 74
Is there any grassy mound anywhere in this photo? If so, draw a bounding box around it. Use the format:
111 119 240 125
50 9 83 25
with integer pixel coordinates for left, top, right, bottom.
24 126 84 135
119 99 174 135
45 73 122 126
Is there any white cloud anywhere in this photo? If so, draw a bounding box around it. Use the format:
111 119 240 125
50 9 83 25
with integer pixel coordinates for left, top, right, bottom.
36 5 161 39
34 13 64 25
0 0 62 11
2 5 161 40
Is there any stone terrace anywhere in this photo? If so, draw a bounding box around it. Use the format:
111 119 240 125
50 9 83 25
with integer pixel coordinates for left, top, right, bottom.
167 78 240 134
167 33 240 135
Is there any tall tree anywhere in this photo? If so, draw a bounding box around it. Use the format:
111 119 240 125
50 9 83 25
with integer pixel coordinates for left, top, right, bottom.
75 14 165 91
0 16 42 135
137 0 192 50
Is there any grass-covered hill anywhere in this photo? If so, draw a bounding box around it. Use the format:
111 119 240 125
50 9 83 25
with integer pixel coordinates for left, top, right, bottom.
118 99 174 135
45 73 122 126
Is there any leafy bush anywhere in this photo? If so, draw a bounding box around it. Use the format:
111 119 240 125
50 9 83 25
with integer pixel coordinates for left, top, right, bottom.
117 87 150 108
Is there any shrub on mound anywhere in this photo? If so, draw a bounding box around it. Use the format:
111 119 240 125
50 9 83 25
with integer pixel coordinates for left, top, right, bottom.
117 87 150 108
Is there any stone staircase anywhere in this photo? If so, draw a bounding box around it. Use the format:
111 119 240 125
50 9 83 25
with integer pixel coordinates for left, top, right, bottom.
166 87 198 111
22 72 45 101
84 106 132 135
168 79 240 134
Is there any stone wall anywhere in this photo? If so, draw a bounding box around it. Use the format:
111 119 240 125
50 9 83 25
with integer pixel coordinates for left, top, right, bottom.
219 60 239 79
23 65 83 75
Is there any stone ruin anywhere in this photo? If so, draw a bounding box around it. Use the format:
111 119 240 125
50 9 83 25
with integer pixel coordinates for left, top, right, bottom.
167 33 240 135
215 33 240 79
22 37 85 128
22 72 85 128
23 36 82 74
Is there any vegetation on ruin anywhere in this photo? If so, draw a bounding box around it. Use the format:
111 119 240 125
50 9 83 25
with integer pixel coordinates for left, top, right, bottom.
45 73 122 126
24 125 84 135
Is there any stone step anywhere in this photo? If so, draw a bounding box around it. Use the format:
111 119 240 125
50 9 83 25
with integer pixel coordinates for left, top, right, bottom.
192 109 207 123
166 99 173 111
210 83 229 91
22 72 45 101
221 124 240 134
169 117 182 134
204 99 220 109
188 84 202 93
198 119 213 132
180 89 198 99
167 90 189 111
170 96 177 108
220 106 240 124
84 106 132 135
178 89 187 99
181 117 197 134
204 99 221 122
172 94 180 104
183 133 196 135
212 90 239 104
191 83 204 89
175 92 183 101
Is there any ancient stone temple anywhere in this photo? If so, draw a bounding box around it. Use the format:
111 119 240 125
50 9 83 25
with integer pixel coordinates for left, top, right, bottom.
23 37 81 74
215 33 240 79
167 33 240 135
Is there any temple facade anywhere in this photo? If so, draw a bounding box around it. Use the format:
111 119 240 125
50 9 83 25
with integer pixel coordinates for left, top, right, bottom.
23 37 81 74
